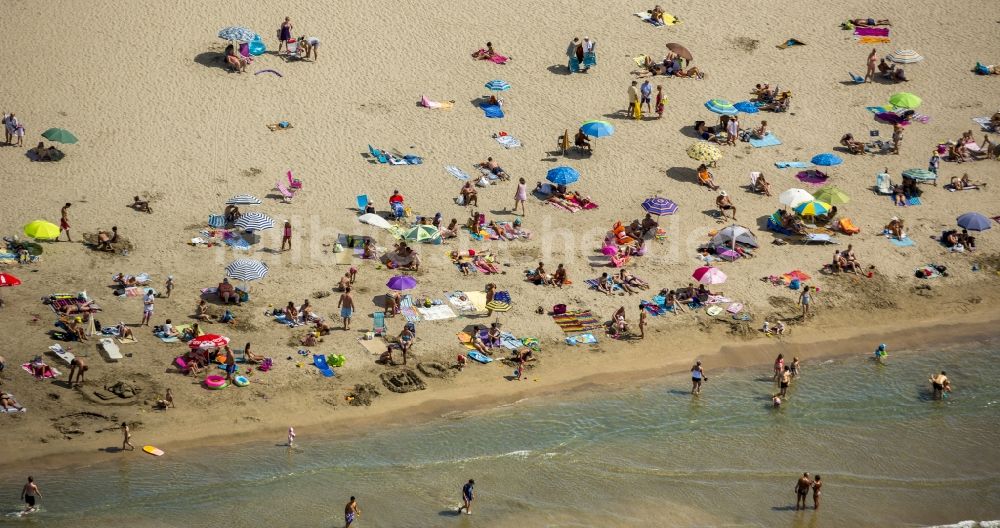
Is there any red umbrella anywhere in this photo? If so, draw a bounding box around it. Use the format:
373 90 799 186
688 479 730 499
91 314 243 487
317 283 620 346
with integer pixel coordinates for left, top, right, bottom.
188 334 230 349
692 266 727 285
0 273 21 286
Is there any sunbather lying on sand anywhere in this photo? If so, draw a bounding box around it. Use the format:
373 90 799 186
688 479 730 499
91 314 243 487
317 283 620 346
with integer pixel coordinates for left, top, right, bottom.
620 269 649 290
850 18 891 26
1 393 24 412
950 173 985 190
478 157 509 181
472 42 496 60
131 196 152 213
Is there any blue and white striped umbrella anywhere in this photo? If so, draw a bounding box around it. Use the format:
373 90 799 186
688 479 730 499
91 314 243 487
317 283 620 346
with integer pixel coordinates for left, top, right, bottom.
641 196 678 216
484 80 511 91
225 259 268 281
226 194 262 205
704 98 738 115
218 26 256 43
234 212 274 231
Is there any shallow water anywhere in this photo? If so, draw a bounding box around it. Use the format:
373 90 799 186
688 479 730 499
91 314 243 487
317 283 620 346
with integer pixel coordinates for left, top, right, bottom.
3 341 999 527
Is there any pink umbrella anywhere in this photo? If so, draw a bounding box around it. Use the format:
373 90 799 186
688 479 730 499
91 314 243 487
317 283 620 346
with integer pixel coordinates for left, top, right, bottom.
188 334 230 349
692 266 727 285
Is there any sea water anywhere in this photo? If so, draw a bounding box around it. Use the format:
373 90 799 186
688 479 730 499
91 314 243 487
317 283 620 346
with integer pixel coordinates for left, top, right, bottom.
3 341 999 527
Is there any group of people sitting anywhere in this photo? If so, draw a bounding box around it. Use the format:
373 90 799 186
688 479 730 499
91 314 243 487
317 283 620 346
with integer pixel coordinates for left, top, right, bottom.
27 141 64 162
944 130 996 162
526 261 570 287
941 228 977 252
877 59 908 82
632 53 702 79
95 226 119 251
831 244 863 274
750 84 792 112
181 343 265 377
386 241 420 271
595 269 650 295
892 176 922 206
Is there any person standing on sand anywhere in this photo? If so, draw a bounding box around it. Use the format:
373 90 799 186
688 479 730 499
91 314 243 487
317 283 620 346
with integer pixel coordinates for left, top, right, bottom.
21 476 41 514
121 422 135 451
795 472 812 510
891 124 903 155
458 479 475 515
224 346 236 383
798 285 811 318
68 357 88 387
638 305 647 339
281 221 292 251
338 287 354 330
60 202 72 242
512 177 527 216
627 81 641 119
655 84 665 119
812 475 822 510
691 360 706 395
164 275 174 298
726 115 739 146
865 48 878 82
277 17 293 54
345 496 361 527
141 288 155 326
640 80 653 114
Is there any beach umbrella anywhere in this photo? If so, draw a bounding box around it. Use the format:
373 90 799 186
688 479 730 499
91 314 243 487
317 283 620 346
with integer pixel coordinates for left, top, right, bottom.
485 300 511 313
813 186 850 205
225 259 268 281
704 99 738 115
889 92 922 109
710 225 759 248
641 196 678 216
794 200 832 217
484 79 511 91
733 101 759 114
226 194 262 205
386 275 417 291
546 166 580 185
692 266 727 285
810 153 843 167
402 224 440 243
218 26 256 43
0 272 21 287
358 213 391 230
234 212 274 232
957 212 991 231
887 49 923 64
665 43 693 62
778 188 814 207
795 170 829 186
189 334 230 350
687 141 722 163
580 120 614 138
901 168 935 182
41 128 78 144
23 220 60 240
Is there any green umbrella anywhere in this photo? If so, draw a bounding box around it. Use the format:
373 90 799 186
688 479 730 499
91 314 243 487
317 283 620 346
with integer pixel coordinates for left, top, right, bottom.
813 186 850 205
888 92 921 109
402 225 440 243
41 128 78 144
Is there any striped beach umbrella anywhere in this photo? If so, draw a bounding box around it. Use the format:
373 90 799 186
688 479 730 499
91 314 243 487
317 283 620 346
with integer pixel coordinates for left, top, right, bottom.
225 259 268 281
546 166 580 185
641 196 678 216
889 92 922 109
485 300 511 312
23 220 60 240
810 153 843 167
188 334 230 350
887 49 923 64
692 266 727 285
484 79 511 91
218 26 256 43
794 200 832 217
733 101 759 114
687 141 722 163
901 168 936 183
580 120 614 138
402 225 440 243
226 194 262 205
813 186 850 205
386 275 417 291
704 99 738 115
234 212 274 232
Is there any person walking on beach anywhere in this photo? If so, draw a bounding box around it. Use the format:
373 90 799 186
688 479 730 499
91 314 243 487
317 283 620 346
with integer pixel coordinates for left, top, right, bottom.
628 81 641 119
795 472 812 510
345 496 361 527
812 475 822 510
512 177 527 216
121 421 135 451
638 305 647 339
865 48 878 82
141 288 154 326
691 360 706 395
164 275 174 298
640 80 653 114
798 285 812 318
773 353 784 382
338 287 354 330
21 476 41 514
891 124 903 155
60 202 72 242
929 371 949 399
281 220 292 251
287 426 296 446
779 366 792 398
458 479 475 515
277 17 293 54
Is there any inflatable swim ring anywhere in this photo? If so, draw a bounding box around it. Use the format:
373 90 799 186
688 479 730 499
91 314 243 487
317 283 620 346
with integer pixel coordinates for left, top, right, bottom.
254 69 283 77
204 375 227 390
234 375 249 387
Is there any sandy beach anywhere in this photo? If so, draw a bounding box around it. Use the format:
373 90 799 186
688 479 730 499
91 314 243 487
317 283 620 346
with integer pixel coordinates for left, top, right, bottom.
1 0 999 508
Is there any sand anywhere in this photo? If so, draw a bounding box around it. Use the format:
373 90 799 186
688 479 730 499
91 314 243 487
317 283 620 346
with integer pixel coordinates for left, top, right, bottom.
0 0 999 469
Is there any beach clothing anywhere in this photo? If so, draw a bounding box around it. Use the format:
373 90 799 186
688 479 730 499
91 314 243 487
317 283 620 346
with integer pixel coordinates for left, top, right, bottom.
279 23 292 42
801 293 811 305
25 495 35 507
305 36 320 47
345 512 355 524
463 482 474 500
60 218 70 229
691 368 703 380
143 294 155 313
283 226 292 237
655 92 665 114
341 307 353 319
628 86 639 104
727 119 739 138
640 83 652 104
515 183 527 201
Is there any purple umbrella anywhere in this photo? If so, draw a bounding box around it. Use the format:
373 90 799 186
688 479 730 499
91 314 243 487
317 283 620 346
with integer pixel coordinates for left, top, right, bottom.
642 196 678 216
796 170 828 186
386 275 417 291
875 112 910 125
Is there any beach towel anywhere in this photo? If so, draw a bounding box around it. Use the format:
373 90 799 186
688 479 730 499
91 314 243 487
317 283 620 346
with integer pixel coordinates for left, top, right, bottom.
915 264 941 278
416 304 458 321
499 332 524 350
857 36 891 44
972 117 995 132
889 237 915 247
776 38 805 49
466 291 488 313
445 165 471 181
494 135 521 149
748 134 782 148
849 72 865 83
551 310 602 333
480 103 504 119
641 301 663 316
584 278 622 292
0 394 25 413
357 337 389 355
22 362 60 378
565 333 598 345
796 170 829 185
447 292 477 314
774 161 812 169
419 95 454 109
49 344 75 364
633 55 649 67
945 184 980 192
399 296 421 323
224 236 251 250
865 105 890 114
854 27 890 37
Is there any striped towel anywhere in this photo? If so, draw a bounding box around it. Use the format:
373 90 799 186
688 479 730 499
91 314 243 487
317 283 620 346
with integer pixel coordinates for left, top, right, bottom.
972 117 995 131
494 135 521 148
445 165 470 181
400 296 421 323
584 278 622 291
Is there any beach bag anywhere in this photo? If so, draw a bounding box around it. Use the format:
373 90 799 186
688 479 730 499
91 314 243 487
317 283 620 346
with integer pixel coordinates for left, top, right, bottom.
552 304 567 315
789 278 800 290
455 194 465 205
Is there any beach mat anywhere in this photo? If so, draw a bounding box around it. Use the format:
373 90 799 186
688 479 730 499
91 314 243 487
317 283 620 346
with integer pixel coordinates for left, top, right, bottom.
357 337 388 355
416 303 458 321
465 291 488 313
889 237 915 247
494 135 521 149
480 103 504 119
445 165 470 181
854 27 890 37
774 161 813 169
565 333 598 345
551 310 602 333
749 134 782 148
972 117 995 132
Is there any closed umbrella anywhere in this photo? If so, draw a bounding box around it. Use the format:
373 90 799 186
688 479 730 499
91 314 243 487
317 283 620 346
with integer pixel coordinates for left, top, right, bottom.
794 200 832 217
779 188 814 207
733 101 759 114
546 166 580 185
687 141 722 163
218 26 256 43
580 120 614 138
889 92 922 109
225 259 269 281
0 272 21 287
484 80 511 91
887 49 923 64
189 334 230 350
704 99 738 115
387 275 417 291
402 225 440 243
692 266 727 285
665 43 693 62
957 212 991 231
23 220 60 240
358 213 392 230
641 196 678 216
41 128 78 144
810 153 843 167
226 194 262 205
234 212 274 232
813 186 850 205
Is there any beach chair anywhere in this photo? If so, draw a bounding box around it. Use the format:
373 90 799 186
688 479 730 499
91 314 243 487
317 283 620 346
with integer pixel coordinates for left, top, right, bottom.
275 181 295 203
839 218 860 235
875 172 892 194
749 172 763 193
804 233 836 245
372 311 387 336
286 170 302 190
390 202 405 219
368 145 389 164
356 194 370 212
849 72 865 84
48 344 75 365
285 39 303 60
767 212 794 236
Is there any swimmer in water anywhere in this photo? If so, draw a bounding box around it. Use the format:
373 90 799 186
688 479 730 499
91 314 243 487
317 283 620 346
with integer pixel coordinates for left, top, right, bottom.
874 343 887 362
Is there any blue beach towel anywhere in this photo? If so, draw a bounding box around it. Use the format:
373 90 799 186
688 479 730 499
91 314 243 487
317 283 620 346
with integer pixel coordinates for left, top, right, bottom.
749 134 782 148
774 161 812 169
849 72 865 84
866 106 890 114
889 237 915 247
480 103 504 119
565 333 598 345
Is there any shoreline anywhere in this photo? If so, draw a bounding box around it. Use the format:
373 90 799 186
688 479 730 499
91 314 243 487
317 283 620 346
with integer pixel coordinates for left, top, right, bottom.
5 302 997 475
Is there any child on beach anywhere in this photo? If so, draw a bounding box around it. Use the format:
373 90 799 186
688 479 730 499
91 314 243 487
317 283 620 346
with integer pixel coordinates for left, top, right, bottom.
288 426 296 446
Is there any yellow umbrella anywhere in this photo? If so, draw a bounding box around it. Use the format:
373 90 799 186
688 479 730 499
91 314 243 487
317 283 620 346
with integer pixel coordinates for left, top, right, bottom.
687 142 722 163
23 220 60 240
